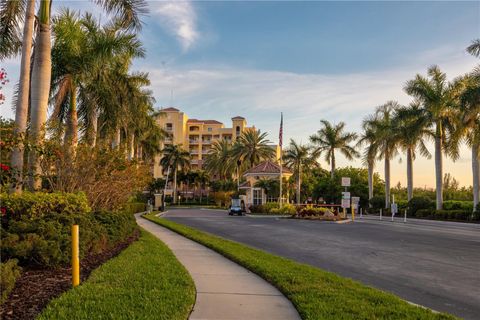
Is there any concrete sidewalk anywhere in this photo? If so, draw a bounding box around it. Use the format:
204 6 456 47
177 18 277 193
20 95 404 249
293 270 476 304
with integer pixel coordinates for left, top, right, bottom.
135 214 300 320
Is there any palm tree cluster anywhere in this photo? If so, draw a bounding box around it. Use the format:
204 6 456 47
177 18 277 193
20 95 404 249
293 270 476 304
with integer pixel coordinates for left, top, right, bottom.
358 40 480 210
2 0 164 193
203 129 277 181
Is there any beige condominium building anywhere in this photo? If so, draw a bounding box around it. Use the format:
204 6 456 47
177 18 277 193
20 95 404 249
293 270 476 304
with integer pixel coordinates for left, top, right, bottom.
153 107 280 178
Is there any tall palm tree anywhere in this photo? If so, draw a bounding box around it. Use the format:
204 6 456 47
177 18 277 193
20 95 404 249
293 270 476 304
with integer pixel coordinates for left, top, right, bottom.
283 139 319 204
364 101 400 208
309 120 359 179
356 120 379 204
456 41 480 209
50 10 145 156
231 130 276 170
203 138 235 179
1 0 148 190
393 103 432 201
9 0 35 193
405 66 460 210
160 144 190 204
28 0 53 190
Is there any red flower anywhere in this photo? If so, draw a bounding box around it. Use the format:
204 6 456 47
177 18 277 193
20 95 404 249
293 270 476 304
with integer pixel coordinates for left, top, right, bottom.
0 163 10 171
0 207 6 216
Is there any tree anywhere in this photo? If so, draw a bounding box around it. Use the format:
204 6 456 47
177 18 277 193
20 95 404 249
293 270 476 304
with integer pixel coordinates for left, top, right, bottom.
393 103 432 201
8 0 34 194
203 138 235 179
310 120 359 179
405 66 461 209
455 40 480 208
364 101 400 208
231 130 276 171
159 144 190 204
283 139 319 204
356 120 379 204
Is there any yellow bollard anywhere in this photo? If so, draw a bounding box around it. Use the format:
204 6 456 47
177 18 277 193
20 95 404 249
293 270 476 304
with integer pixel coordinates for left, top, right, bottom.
352 206 355 221
72 224 80 287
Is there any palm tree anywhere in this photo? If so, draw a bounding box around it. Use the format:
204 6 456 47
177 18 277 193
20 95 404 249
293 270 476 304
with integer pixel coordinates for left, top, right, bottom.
203 138 235 179
467 39 480 58
283 139 319 204
231 130 276 170
393 103 432 201
50 10 145 156
309 120 359 179
364 102 400 208
160 144 190 204
456 41 480 209
8 0 35 193
356 121 379 204
27 0 53 190
1 0 148 190
405 66 460 210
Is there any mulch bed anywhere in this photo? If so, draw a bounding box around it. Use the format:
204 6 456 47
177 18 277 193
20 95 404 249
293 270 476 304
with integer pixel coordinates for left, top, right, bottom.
0 229 140 320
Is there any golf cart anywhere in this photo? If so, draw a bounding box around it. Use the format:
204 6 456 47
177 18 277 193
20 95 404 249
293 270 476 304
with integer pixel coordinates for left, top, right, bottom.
228 198 245 216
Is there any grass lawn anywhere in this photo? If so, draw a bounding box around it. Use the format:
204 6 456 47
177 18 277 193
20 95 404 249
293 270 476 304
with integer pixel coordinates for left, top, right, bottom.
38 229 195 320
144 214 457 320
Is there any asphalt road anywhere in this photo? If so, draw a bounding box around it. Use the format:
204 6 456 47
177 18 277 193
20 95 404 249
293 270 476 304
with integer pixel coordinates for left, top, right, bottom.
163 208 480 320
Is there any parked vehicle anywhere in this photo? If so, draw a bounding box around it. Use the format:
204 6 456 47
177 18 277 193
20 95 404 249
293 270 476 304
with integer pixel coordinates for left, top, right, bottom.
228 198 245 216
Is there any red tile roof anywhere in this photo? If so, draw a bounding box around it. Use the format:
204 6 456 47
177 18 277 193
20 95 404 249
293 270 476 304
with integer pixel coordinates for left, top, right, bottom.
232 116 245 120
243 161 292 175
238 181 251 189
161 107 179 112
187 119 223 125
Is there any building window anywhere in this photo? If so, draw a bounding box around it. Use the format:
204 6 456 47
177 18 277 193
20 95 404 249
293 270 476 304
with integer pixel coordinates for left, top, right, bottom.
207 127 212 132
236 126 240 136
253 189 262 205
166 123 173 131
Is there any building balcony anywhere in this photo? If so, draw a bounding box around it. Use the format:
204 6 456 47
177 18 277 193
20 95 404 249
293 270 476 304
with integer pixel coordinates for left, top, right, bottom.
190 150 199 155
202 140 212 144
189 140 199 144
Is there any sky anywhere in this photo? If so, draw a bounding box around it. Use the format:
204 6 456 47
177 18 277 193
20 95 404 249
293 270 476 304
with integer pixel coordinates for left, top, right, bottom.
1 1 479 188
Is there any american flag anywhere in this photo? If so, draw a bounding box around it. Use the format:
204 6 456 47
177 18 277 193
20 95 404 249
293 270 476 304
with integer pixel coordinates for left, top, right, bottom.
279 112 283 148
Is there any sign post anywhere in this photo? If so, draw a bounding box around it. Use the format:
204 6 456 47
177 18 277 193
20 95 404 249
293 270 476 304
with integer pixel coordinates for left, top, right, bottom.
340 177 351 219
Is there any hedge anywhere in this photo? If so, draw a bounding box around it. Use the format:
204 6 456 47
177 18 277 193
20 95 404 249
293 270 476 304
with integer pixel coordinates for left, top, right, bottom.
0 259 22 304
415 209 479 222
0 192 91 219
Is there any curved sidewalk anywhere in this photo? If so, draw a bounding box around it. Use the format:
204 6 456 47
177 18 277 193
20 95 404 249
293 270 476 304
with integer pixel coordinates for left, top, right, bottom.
136 214 300 320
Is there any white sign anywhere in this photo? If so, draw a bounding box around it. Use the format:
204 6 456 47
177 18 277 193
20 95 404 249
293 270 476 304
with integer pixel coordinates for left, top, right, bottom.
341 199 351 208
342 192 351 200
341 177 351 187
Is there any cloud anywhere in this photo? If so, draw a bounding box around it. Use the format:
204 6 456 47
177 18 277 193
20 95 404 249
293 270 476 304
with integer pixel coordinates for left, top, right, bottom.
151 1 198 51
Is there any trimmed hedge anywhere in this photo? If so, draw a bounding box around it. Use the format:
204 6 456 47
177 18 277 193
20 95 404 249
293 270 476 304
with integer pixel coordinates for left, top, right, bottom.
0 259 22 304
249 202 296 215
416 209 479 222
407 197 434 216
443 201 474 211
124 202 146 214
0 192 91 219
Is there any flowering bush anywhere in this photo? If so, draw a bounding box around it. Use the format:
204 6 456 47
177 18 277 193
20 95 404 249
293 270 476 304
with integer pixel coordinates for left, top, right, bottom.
297 207 335 217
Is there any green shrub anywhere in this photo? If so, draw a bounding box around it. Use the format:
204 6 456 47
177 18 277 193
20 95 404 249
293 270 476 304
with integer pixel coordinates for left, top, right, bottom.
278 203 296 215
443 200 473 211
0 192 91 219
407 197 434 216
1 211 136 268
474 203 480 221
369 196 385 209
415 209 472 221
124 202 146 214
0 259 22 304
298 207 334 217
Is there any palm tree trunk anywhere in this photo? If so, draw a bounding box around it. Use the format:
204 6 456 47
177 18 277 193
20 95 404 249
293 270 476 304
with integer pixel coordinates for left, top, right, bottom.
112 128 121 149
472 142 480 210
88 109 98 147
435 126 443 210
173 168 178 204
367 160 374 206
330 150 335 179
65 84 78 156
384 156 390 208
28 0 52 190
407 147 414 201
296 166 302 204
128 133 135 161
10 0 35 194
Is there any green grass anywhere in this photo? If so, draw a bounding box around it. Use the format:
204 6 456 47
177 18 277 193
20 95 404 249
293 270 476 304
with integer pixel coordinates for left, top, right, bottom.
144 214 457 320
38 229 195 320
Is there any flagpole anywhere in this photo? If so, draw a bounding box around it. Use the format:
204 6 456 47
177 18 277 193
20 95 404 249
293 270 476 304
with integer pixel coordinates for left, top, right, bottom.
279 112 283 207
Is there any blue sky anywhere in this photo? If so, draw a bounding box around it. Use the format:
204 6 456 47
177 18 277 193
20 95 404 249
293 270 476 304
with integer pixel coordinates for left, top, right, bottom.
1 1 479 187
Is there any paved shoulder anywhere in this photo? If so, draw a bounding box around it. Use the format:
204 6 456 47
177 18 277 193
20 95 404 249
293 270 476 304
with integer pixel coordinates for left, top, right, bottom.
136 214 300 320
